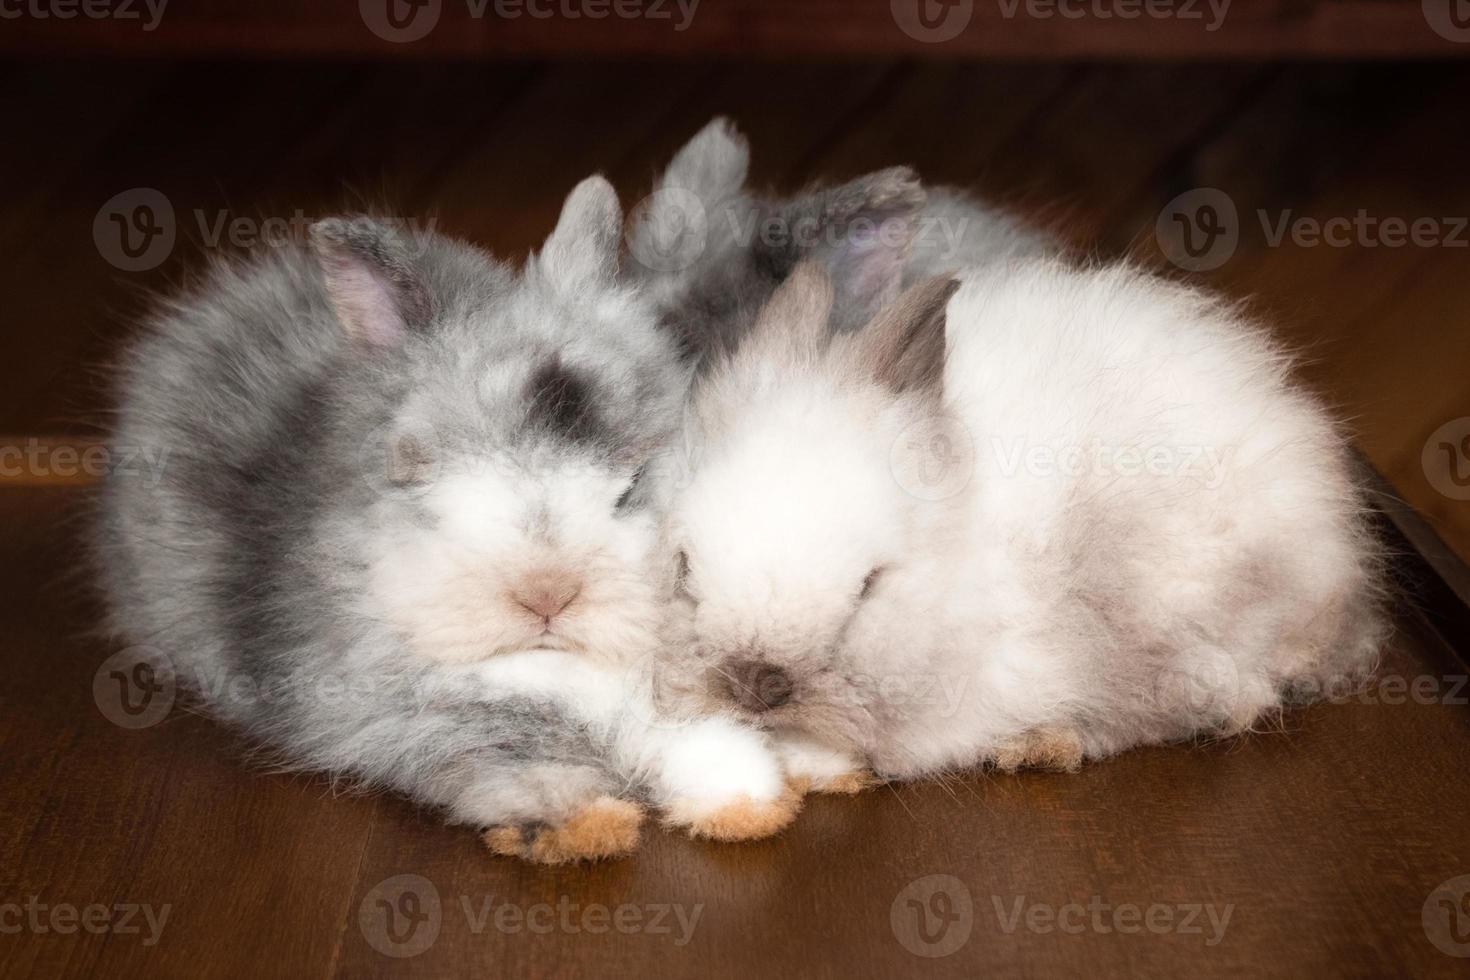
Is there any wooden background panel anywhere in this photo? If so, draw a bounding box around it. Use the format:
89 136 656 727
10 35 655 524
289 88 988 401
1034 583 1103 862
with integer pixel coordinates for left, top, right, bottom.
1 0 1469 59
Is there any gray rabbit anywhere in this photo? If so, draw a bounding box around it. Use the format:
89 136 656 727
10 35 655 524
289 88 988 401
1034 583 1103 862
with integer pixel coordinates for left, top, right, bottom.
94 177 803 864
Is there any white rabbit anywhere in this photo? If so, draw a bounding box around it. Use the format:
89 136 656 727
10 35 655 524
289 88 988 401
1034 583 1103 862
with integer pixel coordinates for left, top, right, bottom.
657 256 1387 783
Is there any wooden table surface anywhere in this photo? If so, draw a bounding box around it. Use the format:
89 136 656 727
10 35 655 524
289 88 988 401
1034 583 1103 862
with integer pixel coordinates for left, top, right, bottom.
3 58 1470 977
3 487 1469 977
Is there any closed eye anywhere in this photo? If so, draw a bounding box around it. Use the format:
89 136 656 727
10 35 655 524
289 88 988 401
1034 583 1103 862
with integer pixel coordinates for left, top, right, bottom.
615 464 647 511
858 566 885 601
673 549 694 600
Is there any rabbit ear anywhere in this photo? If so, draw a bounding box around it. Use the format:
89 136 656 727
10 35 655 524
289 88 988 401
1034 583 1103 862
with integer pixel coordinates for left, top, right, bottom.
750 260 834 354
772 167 926 333
626 117 750 277
658 117 750 207
539 175 623 286
310 217 431 347
848 274 958 396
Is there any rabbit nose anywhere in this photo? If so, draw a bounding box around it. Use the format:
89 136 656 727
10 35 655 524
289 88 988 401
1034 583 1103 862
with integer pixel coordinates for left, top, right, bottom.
724 659 794 712
512 574 581 621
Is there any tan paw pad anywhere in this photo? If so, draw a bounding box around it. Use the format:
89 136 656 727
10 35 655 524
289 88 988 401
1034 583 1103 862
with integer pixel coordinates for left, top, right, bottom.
483 797 643 864
994 729 1085 773
814 770 882 794
665 783 802 842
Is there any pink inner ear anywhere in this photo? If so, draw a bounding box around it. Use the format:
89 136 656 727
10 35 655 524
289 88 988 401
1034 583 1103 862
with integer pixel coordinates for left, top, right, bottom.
829 217 908 317
844 240 904 309
322 254 406 347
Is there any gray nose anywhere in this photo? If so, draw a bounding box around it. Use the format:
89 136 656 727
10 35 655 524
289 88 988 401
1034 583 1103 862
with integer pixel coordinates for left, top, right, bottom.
724 659 793 712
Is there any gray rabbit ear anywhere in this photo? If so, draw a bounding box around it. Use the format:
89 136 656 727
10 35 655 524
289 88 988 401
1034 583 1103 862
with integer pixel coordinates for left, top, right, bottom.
310 217 430 347
625 117 750 277
661 117 750 203
539 175 622 287
851 274 958 396
774 167 926 333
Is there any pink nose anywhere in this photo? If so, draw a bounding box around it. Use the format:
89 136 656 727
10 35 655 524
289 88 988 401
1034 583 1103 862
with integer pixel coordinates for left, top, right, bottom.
512 575 581 621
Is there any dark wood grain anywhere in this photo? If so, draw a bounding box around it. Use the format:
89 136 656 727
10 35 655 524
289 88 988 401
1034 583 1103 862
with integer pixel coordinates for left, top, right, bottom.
3 59 1470 977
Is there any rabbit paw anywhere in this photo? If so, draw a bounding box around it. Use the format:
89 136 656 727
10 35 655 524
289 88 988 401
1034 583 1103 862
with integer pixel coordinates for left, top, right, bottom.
654 717 801 841
483 797 643 864
663 781 804 842
776 733 880 794
992 728 1085 773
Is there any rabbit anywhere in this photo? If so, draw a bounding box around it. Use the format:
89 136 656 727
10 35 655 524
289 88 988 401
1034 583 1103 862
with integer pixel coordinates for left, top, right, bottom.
624 117 1055 367
654 255 1388 786
92 176 801 864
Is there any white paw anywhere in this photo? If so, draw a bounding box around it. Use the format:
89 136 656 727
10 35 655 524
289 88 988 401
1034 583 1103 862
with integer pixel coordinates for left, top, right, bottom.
775 732 878 794
653 717 800 841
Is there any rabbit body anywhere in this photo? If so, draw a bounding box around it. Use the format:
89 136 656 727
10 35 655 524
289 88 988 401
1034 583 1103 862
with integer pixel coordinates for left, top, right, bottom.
663 258 1386 780
94 180 798 862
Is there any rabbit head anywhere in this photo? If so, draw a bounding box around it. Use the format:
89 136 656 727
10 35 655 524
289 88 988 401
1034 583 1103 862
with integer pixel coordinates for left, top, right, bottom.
316 177 688 668
658 260 960 749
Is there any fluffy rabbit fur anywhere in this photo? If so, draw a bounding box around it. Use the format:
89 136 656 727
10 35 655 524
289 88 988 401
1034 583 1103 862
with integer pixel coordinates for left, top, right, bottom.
659 257 1387 783
625 117 1053 365
94 177 801 864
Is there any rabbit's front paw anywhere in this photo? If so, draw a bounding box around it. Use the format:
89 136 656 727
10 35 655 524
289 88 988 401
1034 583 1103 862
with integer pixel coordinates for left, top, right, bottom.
662 782 803 842
653 717 801 841
775 733 880 794
483 796 643 864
